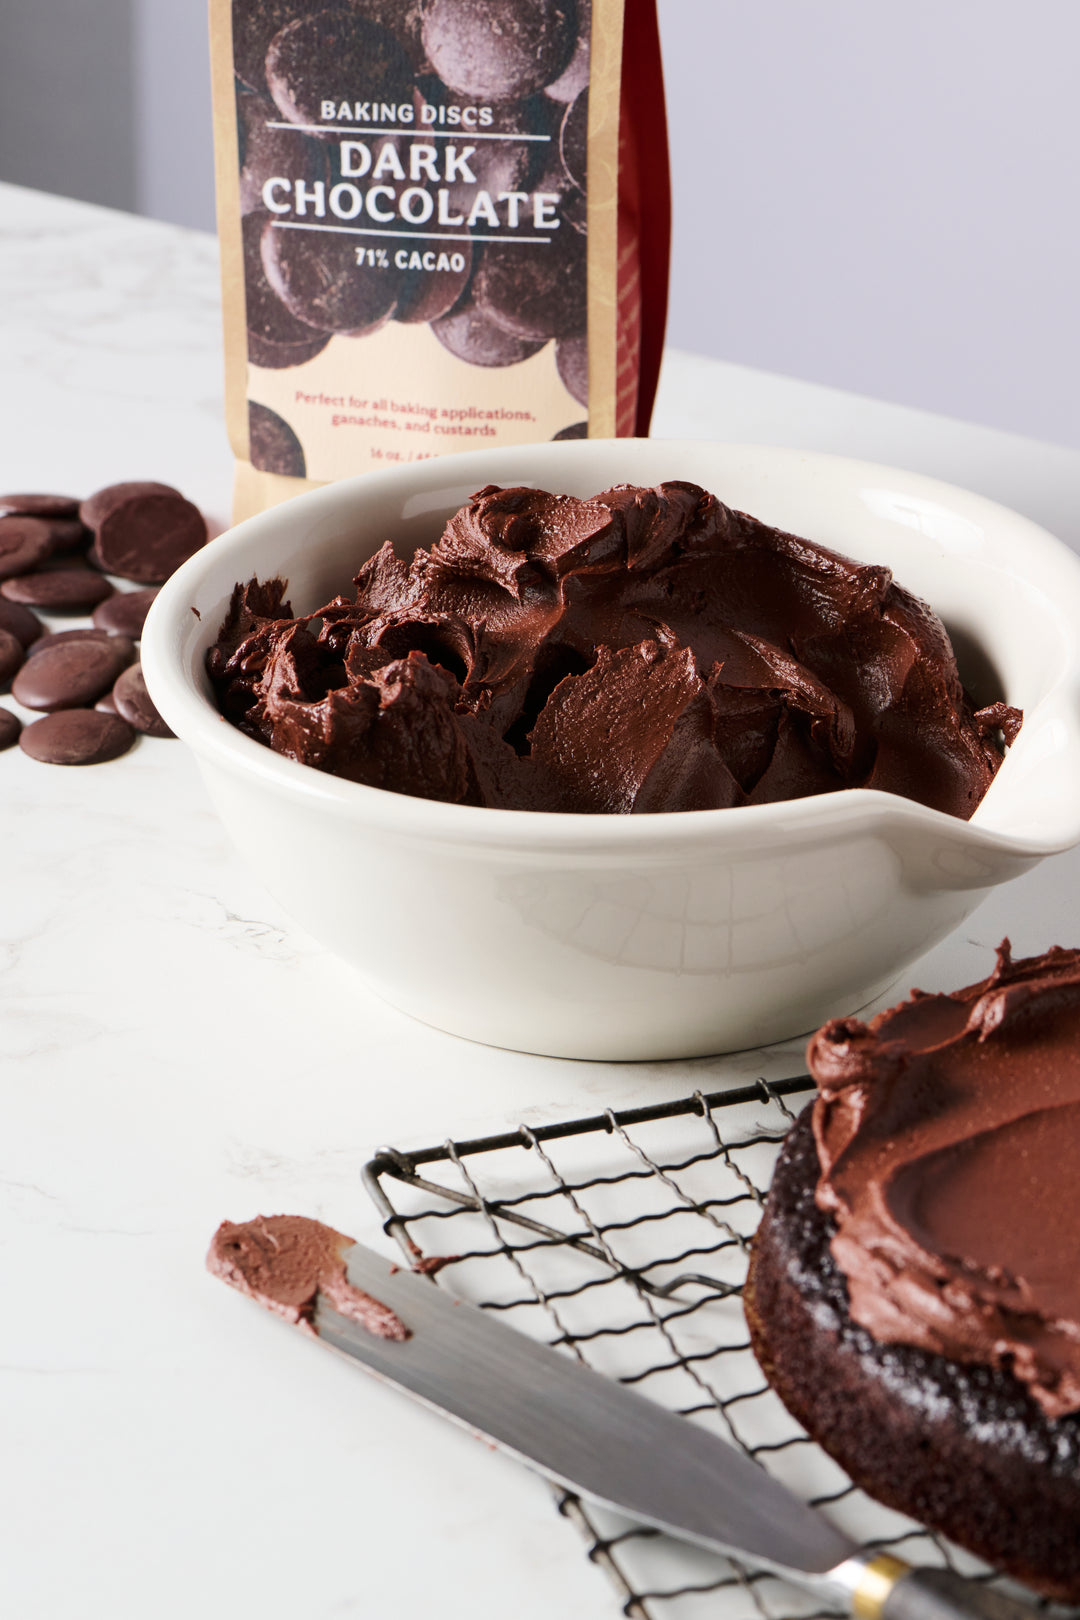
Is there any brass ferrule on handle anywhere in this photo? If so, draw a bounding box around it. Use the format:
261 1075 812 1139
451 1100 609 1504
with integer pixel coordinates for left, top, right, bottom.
851 1556 911 1620
826 1554 1043 1620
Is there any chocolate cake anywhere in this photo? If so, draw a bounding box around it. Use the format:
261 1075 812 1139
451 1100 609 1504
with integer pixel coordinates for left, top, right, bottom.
207 480 1020 816
745 944 1080 1601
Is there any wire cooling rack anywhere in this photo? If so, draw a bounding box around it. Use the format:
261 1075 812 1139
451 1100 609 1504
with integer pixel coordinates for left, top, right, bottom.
362 1077 1067 1620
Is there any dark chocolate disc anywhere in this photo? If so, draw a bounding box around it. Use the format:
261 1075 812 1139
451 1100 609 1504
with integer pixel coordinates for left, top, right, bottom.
19 709 135 766
552 421 587 440
473 231 586 342
13 636 134 712
560 90 587 190
0 598 43 648
0 708 20 750
40 517 89 553
0 515 54 580
412 85 549 221
80 481 208 584
0 493 80 519
394 236 473 324
430 295 546 367
29 629 136 661
422 0 575 101
92 588 159 640
243 211 334 369
96 690 119 714
112 662 176 738
249 403 307 477
0 628 24 686
556 333 588 405
266 11 414 132
261 213 402 334
1 568 114 612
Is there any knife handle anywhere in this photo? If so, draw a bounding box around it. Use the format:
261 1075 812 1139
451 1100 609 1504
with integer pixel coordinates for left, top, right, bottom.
873 1566 1041 1620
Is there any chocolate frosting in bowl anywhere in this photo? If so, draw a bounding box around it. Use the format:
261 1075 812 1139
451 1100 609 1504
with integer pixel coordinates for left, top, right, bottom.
809 943 1080 1416
207 481 1019 816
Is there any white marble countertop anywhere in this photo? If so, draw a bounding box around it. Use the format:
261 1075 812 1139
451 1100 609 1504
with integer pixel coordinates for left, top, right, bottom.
3 179 1080 1619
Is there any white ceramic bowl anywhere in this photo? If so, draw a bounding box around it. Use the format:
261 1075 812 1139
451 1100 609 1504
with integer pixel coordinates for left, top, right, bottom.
142 440 1080 1060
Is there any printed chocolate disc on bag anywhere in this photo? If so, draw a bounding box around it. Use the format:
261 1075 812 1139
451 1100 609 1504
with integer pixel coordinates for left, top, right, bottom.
233 1 314 94
262 213 403 333
421 0 575 101
238 88 331 217
394 234 474 324
431 296 546 368
349 0 427 70
243 211 333 368
560 91 588 190
266 11 414 133
556 334 588 405
545 0 591 103
211 0 671 501
473 233 587 342
249 403 307 476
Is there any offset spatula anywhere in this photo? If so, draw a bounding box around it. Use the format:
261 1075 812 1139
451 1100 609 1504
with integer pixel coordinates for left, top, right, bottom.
251 1241 1042 1620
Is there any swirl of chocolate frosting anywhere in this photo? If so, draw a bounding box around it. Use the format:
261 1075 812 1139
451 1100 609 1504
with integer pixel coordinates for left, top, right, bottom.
809 942 1080 1416
207 482 1019 816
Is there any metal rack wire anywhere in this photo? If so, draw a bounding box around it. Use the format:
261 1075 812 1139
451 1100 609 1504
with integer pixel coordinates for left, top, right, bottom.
363 1077 1067 1620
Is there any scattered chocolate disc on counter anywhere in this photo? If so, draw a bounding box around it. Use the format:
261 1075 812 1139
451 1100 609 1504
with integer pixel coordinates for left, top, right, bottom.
1 567 114 612
112 662 175 738
431 295 547 368
422 0 575 101
0 598 43 648
39 517 89 553
473 231 587 343
556 333 588 406
13 636 134 712
28 629 136 661
0 708 20 750
266 12 414 133
92 588 159 640
243 212 333 370
0 515 54 580
19 708 135 766
249 403 308 478
0 493 80 519
261 213 403 335
80 481 208 584
0 628 24 686
95 691 119 715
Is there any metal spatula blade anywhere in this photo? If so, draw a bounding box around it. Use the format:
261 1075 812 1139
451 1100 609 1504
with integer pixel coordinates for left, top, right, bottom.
299 1244 1041 1620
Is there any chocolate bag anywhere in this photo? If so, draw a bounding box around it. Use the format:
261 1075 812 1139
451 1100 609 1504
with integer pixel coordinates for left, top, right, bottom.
209 0 670 519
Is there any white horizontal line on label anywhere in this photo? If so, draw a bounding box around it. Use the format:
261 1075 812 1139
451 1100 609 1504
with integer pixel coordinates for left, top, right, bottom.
265 122 551 142
271 220 554 245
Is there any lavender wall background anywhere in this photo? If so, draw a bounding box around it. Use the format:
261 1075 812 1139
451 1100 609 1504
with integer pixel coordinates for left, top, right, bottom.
2 1 1077 447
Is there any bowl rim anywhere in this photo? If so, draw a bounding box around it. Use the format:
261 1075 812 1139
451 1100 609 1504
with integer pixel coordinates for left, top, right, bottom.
142 437 1080 859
